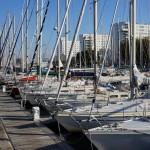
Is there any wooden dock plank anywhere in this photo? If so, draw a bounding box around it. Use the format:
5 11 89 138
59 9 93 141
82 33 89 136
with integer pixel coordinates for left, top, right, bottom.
0 119 13 150
0 91 73 150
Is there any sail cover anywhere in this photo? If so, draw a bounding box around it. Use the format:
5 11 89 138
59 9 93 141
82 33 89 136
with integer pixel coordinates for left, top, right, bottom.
133 65 150 86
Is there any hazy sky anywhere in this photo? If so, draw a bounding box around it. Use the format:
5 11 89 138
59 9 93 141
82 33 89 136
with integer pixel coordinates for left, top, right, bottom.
0 0 150 60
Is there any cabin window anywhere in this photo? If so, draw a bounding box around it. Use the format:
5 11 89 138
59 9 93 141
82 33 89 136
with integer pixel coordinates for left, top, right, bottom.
110 95 118 98
121 95 128 97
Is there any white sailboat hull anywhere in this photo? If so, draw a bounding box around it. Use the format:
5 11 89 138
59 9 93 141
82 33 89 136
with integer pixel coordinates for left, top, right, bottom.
85 130 150 150
55 114 130 132
55 99 150 132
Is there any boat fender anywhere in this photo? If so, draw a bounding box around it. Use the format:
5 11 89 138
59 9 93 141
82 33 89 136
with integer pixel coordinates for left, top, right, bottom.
92 99 95 103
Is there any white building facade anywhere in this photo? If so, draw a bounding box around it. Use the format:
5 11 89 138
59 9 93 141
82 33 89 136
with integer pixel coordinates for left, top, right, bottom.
60 37 80 58
79 34 110 65
112 22 150 65
79 34 109 52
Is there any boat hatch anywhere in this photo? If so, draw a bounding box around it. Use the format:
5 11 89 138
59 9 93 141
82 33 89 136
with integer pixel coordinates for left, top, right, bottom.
121 94 128 97
110 95 118 98
61 90 69 92
87 97 94 99
75 90 85 92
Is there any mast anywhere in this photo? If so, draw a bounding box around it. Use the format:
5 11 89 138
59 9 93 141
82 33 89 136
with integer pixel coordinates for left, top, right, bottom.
148 31 150 71
12 16 16 76
36 0 39 75
3 25 6 68
28 0 50 74
8 14 11 65
21 10 24 72
140 32 143 68
65 0 68 86
56 0 87 102
4 1 30 72
57 0 61 81
93 0 98 101
39 0 44 80
111 32 114 66
26 0 28 74
42 0 71 88
130 0 136 99
0 18 7 61
1 19 13 69
118 18 121 68
79 45 81 68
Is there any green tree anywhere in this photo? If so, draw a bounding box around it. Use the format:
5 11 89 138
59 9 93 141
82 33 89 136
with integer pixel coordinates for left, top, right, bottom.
120 37 149 67
75 50 101 68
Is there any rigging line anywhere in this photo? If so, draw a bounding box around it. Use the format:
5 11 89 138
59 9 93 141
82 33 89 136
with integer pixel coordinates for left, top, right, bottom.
13 0 26 37
11 0 36 67
42 28 54 60
24 0 36 40
4 0 31 72
89 131 94 150
9 15 20 54
9 0 27 58
57 117 65 141
28 34 36 59
0 16 7 47
88 4 91 33
89 0 99 4
56 0 87 102
56 115 85 144
137 0 141 23
121 0 129 22
43 0 66 58
59 115 86 144
139 0 147 24
41 0 72 90
28 0 51 74
18 0 36 58
96 0 120 92
0 20 7 59
70 0 75 38
97 0 106 32
0 18 14 64
21 0 26 14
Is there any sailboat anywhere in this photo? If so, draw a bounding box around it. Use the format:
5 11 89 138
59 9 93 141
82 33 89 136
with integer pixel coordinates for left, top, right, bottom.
54 0 121 132
85 117 150 150
54 0 150 133
82 0 150 150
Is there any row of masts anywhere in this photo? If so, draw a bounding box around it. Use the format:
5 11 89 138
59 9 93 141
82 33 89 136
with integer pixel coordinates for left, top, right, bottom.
0 0 67 79
0 0 137 99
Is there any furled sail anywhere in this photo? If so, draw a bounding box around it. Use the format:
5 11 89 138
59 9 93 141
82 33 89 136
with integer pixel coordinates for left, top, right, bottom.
59 59 63 68
133 65 150 86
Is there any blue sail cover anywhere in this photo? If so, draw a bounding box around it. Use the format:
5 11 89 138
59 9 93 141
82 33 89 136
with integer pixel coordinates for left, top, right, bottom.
69 70 94 77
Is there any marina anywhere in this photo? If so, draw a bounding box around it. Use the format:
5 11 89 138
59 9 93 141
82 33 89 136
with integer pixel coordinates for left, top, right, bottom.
0 0 150 149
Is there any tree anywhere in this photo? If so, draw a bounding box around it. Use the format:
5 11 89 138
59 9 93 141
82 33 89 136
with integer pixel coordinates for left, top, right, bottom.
120 37 149 68
16 58 21 65
75 50 101 68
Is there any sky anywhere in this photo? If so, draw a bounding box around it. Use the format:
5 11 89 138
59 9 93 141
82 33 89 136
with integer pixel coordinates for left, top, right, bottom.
0 0 150 61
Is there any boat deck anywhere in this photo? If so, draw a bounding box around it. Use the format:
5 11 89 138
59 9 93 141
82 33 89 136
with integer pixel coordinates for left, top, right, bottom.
0 90 73 150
